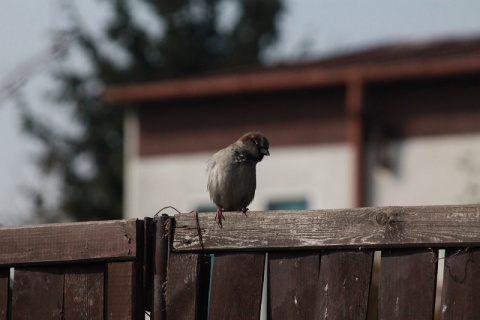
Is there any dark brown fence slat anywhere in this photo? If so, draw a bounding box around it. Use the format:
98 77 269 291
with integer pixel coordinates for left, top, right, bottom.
64 264 104 319
173 205 480 251
0 220 138 266
209 253 265 320
0 268 8 320
165 253 211 320
106 261 138 320
144 217 155 313
316 250 373 320
12 266 64 319
135 219 145 317
152 216 169 320
378 249 438 320
268 252 320 320
440 247 480 319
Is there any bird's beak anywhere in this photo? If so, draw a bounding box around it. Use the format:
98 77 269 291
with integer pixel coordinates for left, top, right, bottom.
261 149 270 156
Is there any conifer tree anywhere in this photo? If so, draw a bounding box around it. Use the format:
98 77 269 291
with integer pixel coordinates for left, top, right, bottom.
22 0 283 221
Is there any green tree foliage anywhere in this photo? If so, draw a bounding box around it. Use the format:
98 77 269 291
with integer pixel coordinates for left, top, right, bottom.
21 0 284 222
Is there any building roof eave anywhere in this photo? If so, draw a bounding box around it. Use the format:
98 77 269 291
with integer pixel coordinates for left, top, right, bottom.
103 55 480 104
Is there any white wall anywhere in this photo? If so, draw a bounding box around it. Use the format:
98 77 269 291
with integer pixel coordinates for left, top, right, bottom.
125 107 480 220
125 143 354 219
370 134 480 207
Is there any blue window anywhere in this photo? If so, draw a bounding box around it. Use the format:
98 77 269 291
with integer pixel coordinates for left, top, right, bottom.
268 199 308 210
196 205 217 213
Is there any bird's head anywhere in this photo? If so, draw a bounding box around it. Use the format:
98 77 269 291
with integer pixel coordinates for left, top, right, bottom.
239 131 270 162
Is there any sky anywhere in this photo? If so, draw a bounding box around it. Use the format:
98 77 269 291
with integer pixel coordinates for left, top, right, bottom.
1 0 480 225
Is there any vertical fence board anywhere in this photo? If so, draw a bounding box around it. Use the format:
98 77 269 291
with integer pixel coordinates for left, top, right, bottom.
12 266 64 319
316 250 373 320
0 268 8 320
106 262 135 320
268 252 320 319
135 219 145 319
165 253 211 320
64 264 104 319
209 253 265 320
440 247 480 319
379 249 438 320
152 216 169 320
144 217 155 313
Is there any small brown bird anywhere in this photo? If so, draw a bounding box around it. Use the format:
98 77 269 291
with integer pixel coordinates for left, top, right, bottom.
207 132 270 226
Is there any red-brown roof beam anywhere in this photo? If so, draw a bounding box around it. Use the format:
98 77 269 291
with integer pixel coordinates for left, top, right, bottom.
103 55 480 103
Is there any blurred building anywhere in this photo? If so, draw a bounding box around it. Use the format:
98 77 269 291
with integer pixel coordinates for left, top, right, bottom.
104 36 480 219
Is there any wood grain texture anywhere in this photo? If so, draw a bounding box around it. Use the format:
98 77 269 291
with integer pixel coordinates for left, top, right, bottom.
378 249 438 320
134 219 145 318
209 253 265 320
64 264 104 319
165 253 211 320
144 217 155 313
316 250 373 320
440 247 480 319
268 252 321 320
0 220 139 266
12 266 64 319
152 216 169 320
106 262 135 320
0 268 8 320
172 205 480 251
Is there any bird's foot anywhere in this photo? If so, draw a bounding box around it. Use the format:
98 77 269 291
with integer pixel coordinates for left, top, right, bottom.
215 208 225 227
241 207 249 217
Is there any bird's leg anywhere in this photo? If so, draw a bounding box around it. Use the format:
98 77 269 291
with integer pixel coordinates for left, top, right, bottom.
241 207 249 217
215 207 225 227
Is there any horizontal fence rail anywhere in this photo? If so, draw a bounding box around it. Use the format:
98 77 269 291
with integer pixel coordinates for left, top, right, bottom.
0 220 140 267
172 205 480 251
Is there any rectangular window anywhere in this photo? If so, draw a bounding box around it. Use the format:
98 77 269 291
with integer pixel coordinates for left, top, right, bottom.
196 205 217 213
267 199 308 210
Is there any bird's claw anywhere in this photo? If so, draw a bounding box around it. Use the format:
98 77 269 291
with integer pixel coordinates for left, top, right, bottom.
241 207 249 216
215 208 225 228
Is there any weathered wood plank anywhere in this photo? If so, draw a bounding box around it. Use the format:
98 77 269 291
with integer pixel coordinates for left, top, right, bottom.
440 247 480 319
144 217 155 313
172 205 480 251
64 264 104 319
0 220 139 266
106 262 137 320
209 253 265 320
268 252 320 319
165 253 211 320
378 249 438 320
316 250 373 319
152 216 169 320
0 268 8 320
134 219 145 318
12 266 64 319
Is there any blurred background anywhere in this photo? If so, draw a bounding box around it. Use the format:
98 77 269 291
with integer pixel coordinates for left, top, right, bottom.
2 0 480 225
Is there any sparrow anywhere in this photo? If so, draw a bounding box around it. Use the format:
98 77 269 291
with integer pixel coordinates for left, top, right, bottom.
207 132 270 226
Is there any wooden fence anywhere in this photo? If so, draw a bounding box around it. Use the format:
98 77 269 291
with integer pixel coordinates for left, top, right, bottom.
2 205 480 319
0 220 144 319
